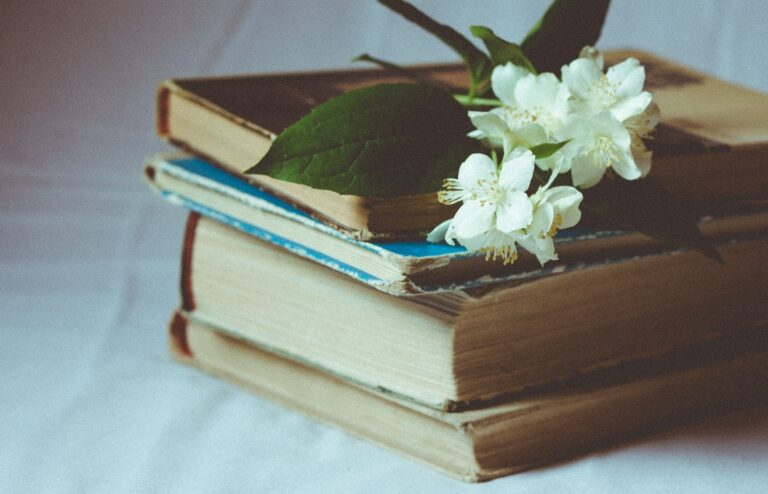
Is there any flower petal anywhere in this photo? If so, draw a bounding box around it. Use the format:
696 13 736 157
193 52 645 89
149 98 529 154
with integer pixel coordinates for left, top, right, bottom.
459 231 489 252
533 237 557 264
632 143 653 177
606 119 633 150
496 191 533 232
541 186 583 229
551 83 572 121
506 124 548 150
469 110 507 140
444 221 459 246
584 111 631 148
562 57 602 99
464 229 522 264
498 147 535 191
514 73 561 110
607 58 645 98
491 63 530 106
611 91 652 121
530 202 554 235
457 153 498 192
642 101 661 130
426 219 452 243
571 153 607 188
518 229 557 265
612 149 643 181
579 46 604 70
538 138 578 172
452 200 495 238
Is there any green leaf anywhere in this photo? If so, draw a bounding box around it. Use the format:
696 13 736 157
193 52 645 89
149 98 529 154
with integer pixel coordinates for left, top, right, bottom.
530 140 569 160
246 83 482 198
521 0 611 74
582 177 722 262
469 25 537 74
377 0 492 94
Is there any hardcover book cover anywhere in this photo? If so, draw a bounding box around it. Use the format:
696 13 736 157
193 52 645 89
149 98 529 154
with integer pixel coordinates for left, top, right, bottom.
157 51 768 238
145 153 768 294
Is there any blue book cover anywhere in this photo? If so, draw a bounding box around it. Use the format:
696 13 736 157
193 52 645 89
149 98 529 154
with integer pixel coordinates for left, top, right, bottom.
145 154 626 294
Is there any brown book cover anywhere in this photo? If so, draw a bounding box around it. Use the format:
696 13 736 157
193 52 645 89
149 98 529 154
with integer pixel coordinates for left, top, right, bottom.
178 212 768 410
157 51 768 239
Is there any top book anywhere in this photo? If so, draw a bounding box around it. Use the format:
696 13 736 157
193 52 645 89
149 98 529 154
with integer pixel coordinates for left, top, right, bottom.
157 50 768 240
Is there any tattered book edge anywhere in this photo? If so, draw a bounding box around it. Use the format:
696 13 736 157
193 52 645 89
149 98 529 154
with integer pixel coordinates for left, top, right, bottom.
167 311 768 481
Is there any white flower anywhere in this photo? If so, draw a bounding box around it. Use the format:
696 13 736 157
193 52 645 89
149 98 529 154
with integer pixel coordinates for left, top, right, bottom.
546 48 659 187
558 111 640 188
426 218 525 264
518 183 583 264
469 62 570 154
538 103 655 186
429 148 535 263
625 101 661 177
625 101 660 142
468 109 547 157
491 62 536 106
428 149 583 266
438 149 534 237
512 73 571 135
562 48 652 122
493 65 571 134
433 49 658 261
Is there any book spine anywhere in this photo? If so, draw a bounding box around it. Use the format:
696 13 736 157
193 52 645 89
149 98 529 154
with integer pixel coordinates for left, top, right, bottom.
168 310 192 358
156 82 171 138
180 212 200 312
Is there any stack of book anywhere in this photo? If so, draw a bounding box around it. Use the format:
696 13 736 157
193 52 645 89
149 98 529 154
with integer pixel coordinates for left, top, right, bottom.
146 51 768 481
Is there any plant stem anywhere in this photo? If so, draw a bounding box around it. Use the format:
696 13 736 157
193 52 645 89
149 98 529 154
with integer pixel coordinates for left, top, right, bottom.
454 95 502 107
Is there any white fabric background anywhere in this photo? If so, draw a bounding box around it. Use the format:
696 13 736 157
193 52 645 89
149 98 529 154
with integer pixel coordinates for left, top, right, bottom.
2 1 767 492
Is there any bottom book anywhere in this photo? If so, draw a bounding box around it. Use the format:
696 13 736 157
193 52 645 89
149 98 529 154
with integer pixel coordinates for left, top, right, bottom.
169 311 768 482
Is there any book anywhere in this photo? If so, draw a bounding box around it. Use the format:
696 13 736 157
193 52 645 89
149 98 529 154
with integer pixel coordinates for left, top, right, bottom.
180 213 768 411
145 153 768 295
157 50 768 239
170 311 768 482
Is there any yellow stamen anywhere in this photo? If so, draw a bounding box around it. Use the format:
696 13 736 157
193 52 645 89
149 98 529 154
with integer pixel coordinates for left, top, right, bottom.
548 213 563 237
480 246 518 265
591 74 619 107
583 136 619 169
437 178 465 205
